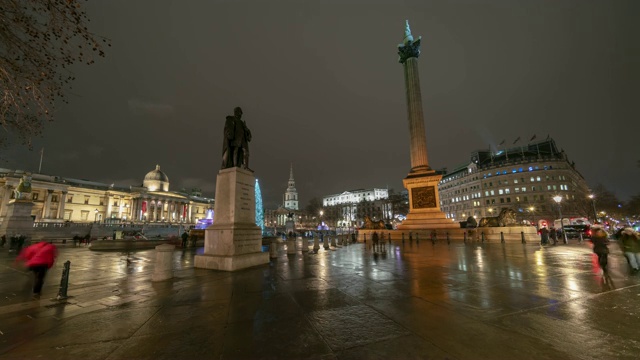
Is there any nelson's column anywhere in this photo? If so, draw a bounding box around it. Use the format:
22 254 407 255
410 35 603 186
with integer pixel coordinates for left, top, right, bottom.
396 21 457 230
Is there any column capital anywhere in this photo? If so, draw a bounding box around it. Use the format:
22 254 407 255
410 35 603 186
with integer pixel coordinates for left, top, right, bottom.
47 189 54 194
398 38 421 64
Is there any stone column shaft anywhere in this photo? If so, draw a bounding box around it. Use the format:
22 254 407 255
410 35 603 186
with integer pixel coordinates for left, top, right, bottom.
404 58 430 172
57 192 67 219
0 185 12 217
43 189 53 219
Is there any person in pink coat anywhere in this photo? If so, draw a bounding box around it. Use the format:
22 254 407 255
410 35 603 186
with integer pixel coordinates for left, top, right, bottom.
16 241 58 297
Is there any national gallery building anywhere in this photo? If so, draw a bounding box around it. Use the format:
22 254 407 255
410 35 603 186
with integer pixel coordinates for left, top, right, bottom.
438 138 590 225
0 165 214 225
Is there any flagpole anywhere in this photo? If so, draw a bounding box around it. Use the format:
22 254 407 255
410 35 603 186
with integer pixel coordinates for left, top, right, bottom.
38 148 44 174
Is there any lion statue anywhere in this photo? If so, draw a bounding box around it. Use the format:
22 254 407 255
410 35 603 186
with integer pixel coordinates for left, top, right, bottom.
361 215 385 230
14 174 33 200
478 208 518 227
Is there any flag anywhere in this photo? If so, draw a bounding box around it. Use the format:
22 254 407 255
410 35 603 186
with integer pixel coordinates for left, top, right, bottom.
529 134 536 141
141 201 147 213
513 136 521 144
498 139 505 146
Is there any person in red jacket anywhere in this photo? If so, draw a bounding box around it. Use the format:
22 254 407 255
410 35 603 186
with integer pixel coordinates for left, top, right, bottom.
16 241 58 297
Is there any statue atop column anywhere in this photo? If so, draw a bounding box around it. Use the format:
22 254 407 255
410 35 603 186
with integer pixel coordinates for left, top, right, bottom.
221 106 252 170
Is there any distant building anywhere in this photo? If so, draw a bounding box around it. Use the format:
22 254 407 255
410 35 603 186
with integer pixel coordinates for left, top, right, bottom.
322 188 391 227
0 165 214 225
265 164 302 230
438 138 590 225
283 164 298 211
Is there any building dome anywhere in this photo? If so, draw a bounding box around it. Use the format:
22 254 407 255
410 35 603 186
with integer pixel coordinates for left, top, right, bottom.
143 165 169 191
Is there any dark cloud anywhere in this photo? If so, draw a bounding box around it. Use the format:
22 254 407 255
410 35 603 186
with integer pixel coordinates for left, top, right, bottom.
6 0 639 205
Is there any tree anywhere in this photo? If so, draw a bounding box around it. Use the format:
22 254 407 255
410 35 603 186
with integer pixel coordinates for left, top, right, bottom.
305 197 322 218
387 189 409 220
0 0 109 148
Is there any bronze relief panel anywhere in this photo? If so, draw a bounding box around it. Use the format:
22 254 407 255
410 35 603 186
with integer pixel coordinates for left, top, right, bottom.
411 186 436 209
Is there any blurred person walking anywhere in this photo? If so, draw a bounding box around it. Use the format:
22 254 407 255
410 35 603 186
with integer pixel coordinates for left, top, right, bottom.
619 227 640 274
549 227 558 245
591 225 610 272
15 241 58 298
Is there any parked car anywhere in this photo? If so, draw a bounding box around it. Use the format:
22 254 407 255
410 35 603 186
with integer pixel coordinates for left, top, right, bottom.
560 224 591 239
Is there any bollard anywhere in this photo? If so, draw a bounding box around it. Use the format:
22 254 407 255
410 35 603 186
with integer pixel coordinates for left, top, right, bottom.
446 232 450 245
152 244 175 282
521 231 526 244
56 260 71 300
481 232 485 243
464 231 468 243
500 232 505 243
300 237 309 252
269 241 278 258
409 232 413 242
579 232 583 244
324 235 330 250
287 237 296 255
331 235 337 248
313 235 320 253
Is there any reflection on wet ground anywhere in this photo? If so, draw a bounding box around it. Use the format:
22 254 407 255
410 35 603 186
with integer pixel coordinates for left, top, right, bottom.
1 240 639 359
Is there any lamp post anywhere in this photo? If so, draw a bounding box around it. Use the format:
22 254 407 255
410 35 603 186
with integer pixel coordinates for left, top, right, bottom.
94 209 99 223
529 206 535 226
588 194 598 223
553 195 568 244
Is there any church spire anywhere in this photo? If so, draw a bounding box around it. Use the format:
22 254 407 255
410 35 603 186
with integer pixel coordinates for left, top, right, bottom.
284 163 298 210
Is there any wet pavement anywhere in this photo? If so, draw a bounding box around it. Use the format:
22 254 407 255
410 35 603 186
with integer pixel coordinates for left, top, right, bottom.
1 239 639 359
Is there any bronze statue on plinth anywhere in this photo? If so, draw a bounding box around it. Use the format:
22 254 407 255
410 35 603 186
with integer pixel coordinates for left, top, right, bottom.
221 107 252 171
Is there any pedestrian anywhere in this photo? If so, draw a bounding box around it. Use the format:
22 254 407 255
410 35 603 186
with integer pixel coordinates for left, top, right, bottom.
540 227 549 245
549 227 558 245
591 224 610 272
0 234 5 247
15 241 58 298
181 231 189 248
619 227 640 274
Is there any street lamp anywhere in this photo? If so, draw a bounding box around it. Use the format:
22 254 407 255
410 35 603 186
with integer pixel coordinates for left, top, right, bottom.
529 206 535 225
588 194 598 223
552 195 568 244
94 209 99 223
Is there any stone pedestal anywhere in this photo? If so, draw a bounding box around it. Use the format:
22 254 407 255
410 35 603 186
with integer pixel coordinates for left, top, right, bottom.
286 237 296 255
397 172 458 230
313 235 320 253
152 244 175 281
0 200 35 239
195 168 268 271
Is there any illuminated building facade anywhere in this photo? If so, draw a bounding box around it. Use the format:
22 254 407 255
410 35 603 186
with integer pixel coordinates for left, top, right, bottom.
438 138 590 225
322 188 392 227
0 165 214 225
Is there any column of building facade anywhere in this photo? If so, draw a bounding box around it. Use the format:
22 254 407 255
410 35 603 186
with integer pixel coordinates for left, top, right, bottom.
56 191 67 219
41 189 54 219
105 193 113 219
187 203 192 223
0 185 12 217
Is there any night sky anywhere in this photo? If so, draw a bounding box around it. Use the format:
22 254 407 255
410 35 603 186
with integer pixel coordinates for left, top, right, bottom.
4 0 639 208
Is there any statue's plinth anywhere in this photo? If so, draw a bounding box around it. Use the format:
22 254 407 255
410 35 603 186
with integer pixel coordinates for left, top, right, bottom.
194 167 268 271
397 171 458 230
0 199 35 238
